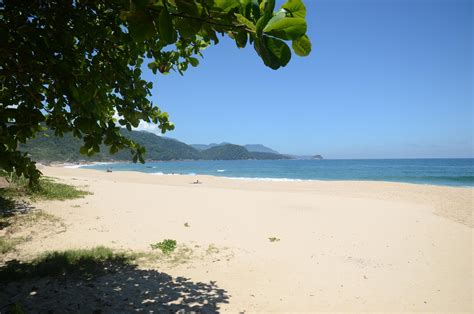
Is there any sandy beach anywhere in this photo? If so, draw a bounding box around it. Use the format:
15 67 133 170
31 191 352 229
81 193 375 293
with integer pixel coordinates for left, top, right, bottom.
3 166 473 312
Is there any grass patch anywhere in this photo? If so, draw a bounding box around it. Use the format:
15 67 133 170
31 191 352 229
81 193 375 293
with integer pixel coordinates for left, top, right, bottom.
0 236 25 254
150 239 177 255
167 246 194 266
0 173 90 203
0 246 133 283
136 245 195 267
1 211 61 235
30 177 90 200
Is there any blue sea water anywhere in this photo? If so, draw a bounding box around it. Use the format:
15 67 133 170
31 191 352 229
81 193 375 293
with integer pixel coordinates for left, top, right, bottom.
81 159 474 187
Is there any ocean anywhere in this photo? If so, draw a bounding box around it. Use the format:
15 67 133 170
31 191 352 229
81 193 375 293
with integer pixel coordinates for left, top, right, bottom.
79 158 474 187
78 159 474 187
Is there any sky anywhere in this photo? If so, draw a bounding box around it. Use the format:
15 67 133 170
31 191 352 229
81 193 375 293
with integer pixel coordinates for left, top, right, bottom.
140 0 473 159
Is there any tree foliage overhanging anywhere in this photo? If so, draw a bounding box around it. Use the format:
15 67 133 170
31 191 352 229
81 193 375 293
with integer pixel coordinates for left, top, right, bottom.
0 0 311 185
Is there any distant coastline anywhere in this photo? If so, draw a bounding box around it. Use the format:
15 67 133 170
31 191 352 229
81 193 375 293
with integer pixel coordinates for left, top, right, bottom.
79 158 474 188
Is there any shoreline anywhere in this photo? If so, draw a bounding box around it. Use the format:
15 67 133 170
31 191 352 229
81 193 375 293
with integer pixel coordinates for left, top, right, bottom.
55 162 474 189
44 166 473 227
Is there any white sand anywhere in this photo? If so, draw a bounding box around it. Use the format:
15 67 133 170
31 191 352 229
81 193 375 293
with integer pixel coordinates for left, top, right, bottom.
19 166 474 312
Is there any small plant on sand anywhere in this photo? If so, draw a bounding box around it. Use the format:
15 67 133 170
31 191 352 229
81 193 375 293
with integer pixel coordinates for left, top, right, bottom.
150 239 177 255
268 237 280 242
184 222 190 227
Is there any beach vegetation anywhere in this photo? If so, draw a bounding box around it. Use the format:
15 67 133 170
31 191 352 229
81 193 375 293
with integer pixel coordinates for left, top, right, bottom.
0 236 25 254
1 211 62 234
268 237 280 242
151 239 177 255
0 211 63 255
133 244 194 267
0 172 90 202
166 246 194 266
1 0 311 185
206 244 220 255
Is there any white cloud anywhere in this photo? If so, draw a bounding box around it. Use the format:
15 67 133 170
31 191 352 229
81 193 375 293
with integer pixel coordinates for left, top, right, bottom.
113 110 161 135
133 120 162 135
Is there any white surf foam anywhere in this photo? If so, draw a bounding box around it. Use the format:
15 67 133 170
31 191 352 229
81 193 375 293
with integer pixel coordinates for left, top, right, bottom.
224 176 304 182
150 172 165 175
63 164 83 169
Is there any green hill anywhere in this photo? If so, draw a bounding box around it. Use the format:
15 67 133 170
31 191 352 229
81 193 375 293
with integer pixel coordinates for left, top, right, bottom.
201 144 253 160
249 151 290 160
20 129 291 162
244 144 279 154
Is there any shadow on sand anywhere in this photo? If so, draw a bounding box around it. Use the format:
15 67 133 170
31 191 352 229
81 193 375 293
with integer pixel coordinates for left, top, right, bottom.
0 249 229 313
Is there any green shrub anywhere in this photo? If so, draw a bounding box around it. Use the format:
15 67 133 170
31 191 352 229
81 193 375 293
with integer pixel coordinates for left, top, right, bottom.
150 239 177 255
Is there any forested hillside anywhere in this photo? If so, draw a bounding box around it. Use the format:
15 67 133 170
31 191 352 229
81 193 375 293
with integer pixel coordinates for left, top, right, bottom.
21 130 290 162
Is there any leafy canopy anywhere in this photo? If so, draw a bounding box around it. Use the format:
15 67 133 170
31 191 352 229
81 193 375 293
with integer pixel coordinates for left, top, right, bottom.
0 0 311 185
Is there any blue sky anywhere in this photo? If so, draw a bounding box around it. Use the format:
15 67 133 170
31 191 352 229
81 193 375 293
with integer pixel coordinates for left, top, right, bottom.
141 0 473 158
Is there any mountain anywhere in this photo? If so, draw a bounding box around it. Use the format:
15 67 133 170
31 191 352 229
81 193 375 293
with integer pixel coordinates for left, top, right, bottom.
244 144 279 154
200 144 290 160
201 144 252 160
249 151 290 160
192 143 279 154
190 142 230 151
116 130 201 160
286 154 324 160
21 129 291 162
21 129 201 162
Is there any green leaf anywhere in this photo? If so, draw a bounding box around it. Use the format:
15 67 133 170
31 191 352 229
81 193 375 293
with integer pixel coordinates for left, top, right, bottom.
131 0 149 11
260 0 275 14
265 37 291 67
79 146 88 155
256 0 275 35
254 37 280 70
175 0 201 16
234 30 248 48
175 17 202 38
211 0 240 12
189 57 199 67
292 34 311 56
110 145 119 154
263 17 306 40
126 12 156 41
281 0 306 18
159 8 177 45
234 13 256 32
